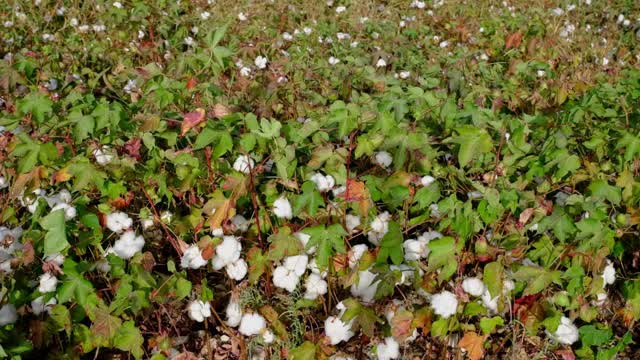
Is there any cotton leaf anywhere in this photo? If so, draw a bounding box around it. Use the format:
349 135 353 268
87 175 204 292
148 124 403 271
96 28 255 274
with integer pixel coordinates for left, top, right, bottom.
458 332 486 360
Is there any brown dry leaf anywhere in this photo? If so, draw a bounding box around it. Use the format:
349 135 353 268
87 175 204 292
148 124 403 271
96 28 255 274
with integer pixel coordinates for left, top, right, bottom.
391 309 414 341
10 166 44 199
518 208 535 226
208 178 248 229
21 241 35 265
54 167 72 183
505 31 523 49
211 103 231 118
172 352 199 360
458 332 486 360
339 179 372 215
181 108 206 136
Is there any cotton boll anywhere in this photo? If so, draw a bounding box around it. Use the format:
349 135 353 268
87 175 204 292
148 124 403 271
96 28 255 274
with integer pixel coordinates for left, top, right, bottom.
345 214 361 234
181 245 208 269
51 202 77 220
462 278 485 297
231 215 250 233
262 330 275 343
96 259 111 273
310 173 335 192
225 301 243 327
390 264 413 285
307 258 327 278
106 212 133 233
188 300 211 322
31 296 56 315
0 176 8 189
374 151 393 168
418 230 442 243
502 280 515 294
348 244 369 268
304 273 328 300
284 255 308 276
403 239 427 261
273 196 293 219
239 313 267 336
553 316 579 345
226 259 248 280
430 291 458 318
160 211 173 223
328 56 340 65
376 337 400 360
481 289 499 314
272 265 300 292
212 228 224 237
376 58 387 68
295 232 315 254
44 253 64 266
350 270 379 303
93 146 114 165
602 260 615 286
233 155 255 174
0 304 17 325
371 212 391 233
420 175 435 187
324 315 354 345
593 292 607 307
254 56 268 69
112 230 145 259
38 273 58 293
211 236 241 269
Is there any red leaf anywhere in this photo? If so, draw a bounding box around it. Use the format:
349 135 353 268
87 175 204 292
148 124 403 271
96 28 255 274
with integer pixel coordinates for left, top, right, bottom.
505 31 523 49
124 137 142 160
181 108 206 136
186 77 198 90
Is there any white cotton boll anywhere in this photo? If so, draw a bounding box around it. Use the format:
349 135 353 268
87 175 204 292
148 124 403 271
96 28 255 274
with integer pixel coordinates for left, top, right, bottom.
188 300 211 322
211 236 242 269
226 259 248 280
272 266 300 292
233 155 254 174
594 292 607 306
51 203 77 220
240 66 252 77
503 279 515 294
96 259 111 273
212 228 224 237
371 212 391 234
390 264 413 285
376 58 387 68
335 5 346 13
0 177 9 189
420 175 435 187
184 36 195 46
44 253 64 266
553 316 579 345
254 56 268 69
602 260 615 286
231 215 250 233
374 151 393 168
345 214 361 234
332 185 346 197
328 56 340 65
93 146 114 165
31 296 56 315
262 330 275 343
141 218 154 230
181 245 208 269
403 239 427 261
239 313 267 336
106 212 133 233
226 301 243 327
350 270 379 303
324 315 354 345
462 278 485 297
430 291 458 318
481 289 499 313
348 244 369 268
295 232 315 254
283 32 293 41
304 273 328 300
308 258 327 278
200 11 210 20
284 255 309 276
160 211 173 224
0 304 17 325
310 173 335 192
112 231 145 259
273 196 293 219
376 337 400 360
238 12 247 21
38 273 58 293
398 71 411 79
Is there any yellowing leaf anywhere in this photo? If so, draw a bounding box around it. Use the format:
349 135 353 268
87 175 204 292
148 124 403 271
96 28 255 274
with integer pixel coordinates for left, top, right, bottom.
458 332 486 360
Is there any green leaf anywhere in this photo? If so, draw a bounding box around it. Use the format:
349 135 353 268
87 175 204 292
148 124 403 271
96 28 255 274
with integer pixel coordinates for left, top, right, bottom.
267 227 303 262
446 126 493 167
427 237 458 281
513 266 562 295
579 325 612 348
17 92 53 123
212 132 233 158
113 321 144 359
48 305 72 335
69 111 95 143
90 305 122 347
483 262 503 298
293 181 324 216
41 209 69 256
58 259 98 312
616 132 640 162
175 277 192 300
289 341 316 360
376 221 404 265
479 317 504 335
305 224 347 269
193 128 218 150
247 247 268 284
588 180 621 205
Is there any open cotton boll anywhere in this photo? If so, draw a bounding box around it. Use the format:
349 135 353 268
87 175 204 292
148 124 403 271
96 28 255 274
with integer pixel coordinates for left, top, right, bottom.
273 196 293 219
390 264 414 285
180 245 208 269
593 292 608 307
420 175 435 187
295 232 315 254
602 260 616 286
284 255 309 276
44 253 64 266
503 279 515 294
239 313 267 336
272 265 301 292
345 214 361 233
226 259 248 280
254 55 268 69
376 337 400 360
51 203 77 220
371 212 391 233
93 146 114 165
0 304 18 325
231 215 250 233
304 273 328 300
232 155 254 174
553 316 579 345
430 290 458 318
211 236 242 270
310 173 335 192
308 258 327 278
31 296 56 315
462 278 485 297
481 289 498 314
325 314 354 345
38 273 58 293
0 176 8 189
348 244 369 268
188 300 211 322
350 269 379 303
106 212 133 233
225 300 243 327
262 329 275 344
403 239 428 261
374 151 393 168
112 231 145 259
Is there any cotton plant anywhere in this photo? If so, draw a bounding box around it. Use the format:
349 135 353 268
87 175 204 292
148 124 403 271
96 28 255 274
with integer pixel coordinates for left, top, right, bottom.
106 212 133 233
403 230 442 261
549 316 579 345
32 296 57 315
272 196 293 219
374 151 393 168
38 273 58 293
304 273 328 300
225 299 243 327
93 145 115 165
0 176 8 189
295 232 315 254
272 255 308 292
350 269 379 303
